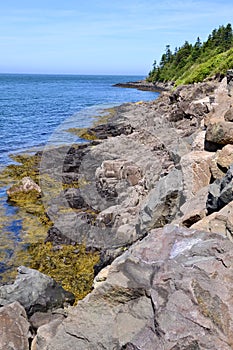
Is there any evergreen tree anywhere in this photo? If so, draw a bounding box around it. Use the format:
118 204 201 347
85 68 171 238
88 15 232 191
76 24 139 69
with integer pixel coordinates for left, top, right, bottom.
147 23 233 85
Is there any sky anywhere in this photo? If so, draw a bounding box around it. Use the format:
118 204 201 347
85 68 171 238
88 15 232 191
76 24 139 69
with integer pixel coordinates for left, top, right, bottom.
1 0 233 75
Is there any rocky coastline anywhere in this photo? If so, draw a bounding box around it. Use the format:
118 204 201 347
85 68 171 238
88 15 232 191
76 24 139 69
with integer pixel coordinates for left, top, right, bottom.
113 79 174 92
2 73 233 349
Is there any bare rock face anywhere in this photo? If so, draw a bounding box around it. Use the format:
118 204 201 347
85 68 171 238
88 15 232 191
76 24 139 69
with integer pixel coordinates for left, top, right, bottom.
138 168 183 233
216 144 233 170
205 121 233 150
0 301 31 350
207 165 233 214
0 266 75 316
224 106 233 121
180 151 213 201
178 185 209 227
191 200 233 240
32 225 233 349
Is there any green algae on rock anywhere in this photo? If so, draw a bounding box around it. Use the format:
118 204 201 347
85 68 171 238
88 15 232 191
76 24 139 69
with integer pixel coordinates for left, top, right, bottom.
67 127 98 141
28 241 99 303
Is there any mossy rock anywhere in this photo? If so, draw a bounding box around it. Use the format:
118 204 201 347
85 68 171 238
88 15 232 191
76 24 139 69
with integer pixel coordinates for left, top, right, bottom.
29 241 100 303
67 127 97 141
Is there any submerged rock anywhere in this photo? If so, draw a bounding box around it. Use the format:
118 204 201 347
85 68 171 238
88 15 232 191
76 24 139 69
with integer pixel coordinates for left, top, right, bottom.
7 176 41 200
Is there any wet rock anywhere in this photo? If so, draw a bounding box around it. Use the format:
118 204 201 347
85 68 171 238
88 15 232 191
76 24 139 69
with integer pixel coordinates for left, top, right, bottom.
32 225 233 350
85 123 134 139
0 266 75 316
0 301 31 350
7 176 41 198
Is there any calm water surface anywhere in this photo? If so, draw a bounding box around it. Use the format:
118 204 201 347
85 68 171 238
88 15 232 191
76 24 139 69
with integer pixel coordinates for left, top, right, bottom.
0 74 158 166
0 74 159 279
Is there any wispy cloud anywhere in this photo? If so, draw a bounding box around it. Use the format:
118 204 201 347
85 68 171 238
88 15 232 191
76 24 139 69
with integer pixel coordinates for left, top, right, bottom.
0 0 233 74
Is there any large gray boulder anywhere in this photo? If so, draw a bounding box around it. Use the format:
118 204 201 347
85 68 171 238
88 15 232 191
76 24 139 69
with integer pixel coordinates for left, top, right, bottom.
0 266 74 316
32 225 233 349
138 167 183 233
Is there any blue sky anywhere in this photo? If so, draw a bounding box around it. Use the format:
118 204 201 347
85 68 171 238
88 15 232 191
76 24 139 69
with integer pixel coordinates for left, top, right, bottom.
1 0 233 75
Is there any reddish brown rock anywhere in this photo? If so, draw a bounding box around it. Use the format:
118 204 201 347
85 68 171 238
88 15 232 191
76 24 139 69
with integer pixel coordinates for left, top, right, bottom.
32 225 233 349
180 151 213 200
191 200 233 239
0 301 30 350
216 144 233 169
205 121 233 147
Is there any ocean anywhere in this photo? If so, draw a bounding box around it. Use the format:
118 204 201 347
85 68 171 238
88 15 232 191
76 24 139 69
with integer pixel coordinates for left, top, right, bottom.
0 74 159 280
0 74 158 167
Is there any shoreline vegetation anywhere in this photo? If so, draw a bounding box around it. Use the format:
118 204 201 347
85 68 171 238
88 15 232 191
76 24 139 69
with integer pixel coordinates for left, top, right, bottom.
147 23 233 86
0 106 122 298
8 70 233 349
2 22 233 348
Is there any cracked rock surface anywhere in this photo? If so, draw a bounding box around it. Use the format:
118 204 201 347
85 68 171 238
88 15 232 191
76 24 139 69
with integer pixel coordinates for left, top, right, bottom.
32 225 233 350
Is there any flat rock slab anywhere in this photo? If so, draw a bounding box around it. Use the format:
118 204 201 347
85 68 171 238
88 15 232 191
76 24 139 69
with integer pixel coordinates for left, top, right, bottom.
33 225 233 349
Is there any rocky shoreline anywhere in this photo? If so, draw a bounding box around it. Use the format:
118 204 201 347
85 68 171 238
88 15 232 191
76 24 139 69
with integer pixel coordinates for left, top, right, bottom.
2 73 233 349
113 79 173 91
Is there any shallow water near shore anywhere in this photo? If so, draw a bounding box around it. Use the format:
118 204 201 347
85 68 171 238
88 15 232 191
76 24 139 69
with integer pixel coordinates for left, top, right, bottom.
0 74 159 281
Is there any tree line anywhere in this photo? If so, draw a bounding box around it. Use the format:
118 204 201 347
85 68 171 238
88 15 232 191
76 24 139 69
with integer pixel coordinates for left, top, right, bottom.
147 23 233 84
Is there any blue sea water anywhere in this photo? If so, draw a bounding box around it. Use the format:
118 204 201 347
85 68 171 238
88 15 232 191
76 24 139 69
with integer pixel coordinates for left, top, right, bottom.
0 74 159 279
0 74 158 167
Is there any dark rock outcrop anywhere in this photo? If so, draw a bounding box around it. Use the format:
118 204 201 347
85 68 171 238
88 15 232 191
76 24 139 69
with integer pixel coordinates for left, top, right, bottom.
207 165 233 214
205 121 233 148
0 266 75 316
113 80 173 91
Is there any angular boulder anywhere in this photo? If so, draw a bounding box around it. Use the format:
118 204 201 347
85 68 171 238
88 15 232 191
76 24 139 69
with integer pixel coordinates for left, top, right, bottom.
32 225 233 349
0 301 30 350
224 106 233 122
180 150 213 201
205 121 233 150
178 185 209 227
191 200 233 239
216 144 233 170
207 165 233 214
7 176 41 198
0 266 74 316
138 168 183 233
